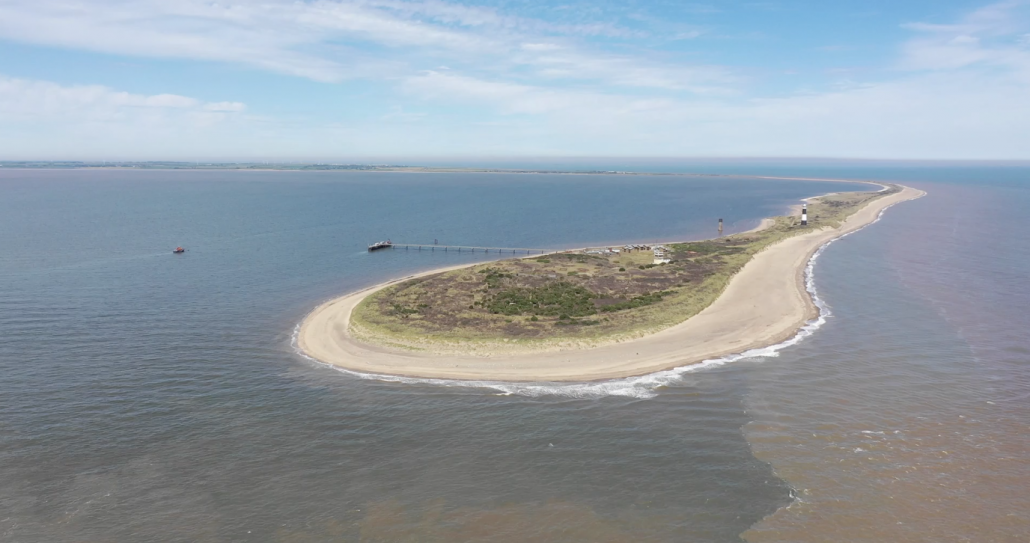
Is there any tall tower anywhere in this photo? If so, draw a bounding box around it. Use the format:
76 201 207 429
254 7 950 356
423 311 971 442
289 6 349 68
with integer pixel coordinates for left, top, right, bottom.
801 203 808 226
718 218 723 234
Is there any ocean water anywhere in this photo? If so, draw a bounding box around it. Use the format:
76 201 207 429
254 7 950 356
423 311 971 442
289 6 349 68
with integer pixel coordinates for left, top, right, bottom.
0 166 1027 542
743 171 1030 542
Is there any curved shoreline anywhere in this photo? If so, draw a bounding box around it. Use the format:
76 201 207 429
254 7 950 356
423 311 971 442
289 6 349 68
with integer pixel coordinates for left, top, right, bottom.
298 185 924 382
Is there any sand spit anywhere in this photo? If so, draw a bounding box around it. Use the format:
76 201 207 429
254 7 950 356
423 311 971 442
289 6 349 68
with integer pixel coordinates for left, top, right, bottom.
298 186 924 382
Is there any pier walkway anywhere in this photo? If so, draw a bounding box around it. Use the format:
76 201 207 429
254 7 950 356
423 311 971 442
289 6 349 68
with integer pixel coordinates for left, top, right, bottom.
386 243 550 254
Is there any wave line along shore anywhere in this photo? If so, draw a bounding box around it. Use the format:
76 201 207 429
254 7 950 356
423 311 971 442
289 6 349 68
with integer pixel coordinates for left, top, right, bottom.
298 184 924 382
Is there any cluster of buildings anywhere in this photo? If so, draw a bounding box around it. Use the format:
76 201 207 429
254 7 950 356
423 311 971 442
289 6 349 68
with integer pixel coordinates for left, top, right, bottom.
581 244 672 265
651 245 671 265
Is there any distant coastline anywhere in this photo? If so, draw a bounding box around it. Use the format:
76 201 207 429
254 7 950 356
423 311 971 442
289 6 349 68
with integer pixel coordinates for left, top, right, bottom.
0 161 909 190
297 181 925 382
0 160 905 182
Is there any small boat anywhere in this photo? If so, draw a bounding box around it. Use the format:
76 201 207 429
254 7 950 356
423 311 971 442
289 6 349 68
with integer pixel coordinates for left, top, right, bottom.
368 240 393 252
173 247 185 254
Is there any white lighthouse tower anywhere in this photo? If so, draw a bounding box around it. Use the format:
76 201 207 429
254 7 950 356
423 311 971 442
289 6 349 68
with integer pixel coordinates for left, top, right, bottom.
801 203 808 226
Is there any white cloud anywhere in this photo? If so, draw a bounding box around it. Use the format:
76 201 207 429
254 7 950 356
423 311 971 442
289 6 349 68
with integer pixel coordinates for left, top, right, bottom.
404 71 576 114
1 1 1028 159
144 95 200 108
0 0 600 82
403 71 685 116
381 105 427 122
398 31 1030 159
514 49 738 93
521 43 562 52
0 0 487 82
204 102 247 112
0 75 255 158
899 0 1030 74
0 0 721 92
673 30 703 40
0 76 243 123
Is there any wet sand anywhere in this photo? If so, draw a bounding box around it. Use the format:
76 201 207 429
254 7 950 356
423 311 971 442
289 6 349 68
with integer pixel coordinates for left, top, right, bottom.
297 186 924 382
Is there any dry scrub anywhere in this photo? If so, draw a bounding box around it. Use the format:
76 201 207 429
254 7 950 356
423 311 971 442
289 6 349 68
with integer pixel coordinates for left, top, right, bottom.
350 186 896 352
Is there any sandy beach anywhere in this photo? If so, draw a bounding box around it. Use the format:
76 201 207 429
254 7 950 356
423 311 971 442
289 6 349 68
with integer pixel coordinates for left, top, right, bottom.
298 185 924 382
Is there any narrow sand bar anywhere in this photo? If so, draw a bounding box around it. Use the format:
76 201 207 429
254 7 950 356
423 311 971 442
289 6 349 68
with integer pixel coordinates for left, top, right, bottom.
298 185 924 382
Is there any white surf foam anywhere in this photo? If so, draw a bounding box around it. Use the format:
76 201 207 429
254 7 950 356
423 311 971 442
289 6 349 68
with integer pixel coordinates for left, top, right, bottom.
291 201 902 399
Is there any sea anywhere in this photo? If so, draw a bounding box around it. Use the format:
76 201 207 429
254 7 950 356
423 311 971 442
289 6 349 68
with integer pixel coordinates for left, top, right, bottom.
0 164 1027 542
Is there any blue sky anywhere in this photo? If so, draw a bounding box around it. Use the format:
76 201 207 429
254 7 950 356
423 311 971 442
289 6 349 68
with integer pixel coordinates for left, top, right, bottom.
0 0 1028 160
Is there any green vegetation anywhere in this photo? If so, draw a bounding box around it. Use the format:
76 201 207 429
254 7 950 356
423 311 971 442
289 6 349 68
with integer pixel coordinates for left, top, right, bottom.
598 290 673 313
485 282 596 317
350 185 898 349
478 267 513 288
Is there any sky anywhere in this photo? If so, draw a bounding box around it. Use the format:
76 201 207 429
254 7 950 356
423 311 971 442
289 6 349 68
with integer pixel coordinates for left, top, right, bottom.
0 0 1028 160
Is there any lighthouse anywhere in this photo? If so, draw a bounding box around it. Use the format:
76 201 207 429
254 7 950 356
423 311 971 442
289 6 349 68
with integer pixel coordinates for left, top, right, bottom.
718 218 723 234
801 203 808 226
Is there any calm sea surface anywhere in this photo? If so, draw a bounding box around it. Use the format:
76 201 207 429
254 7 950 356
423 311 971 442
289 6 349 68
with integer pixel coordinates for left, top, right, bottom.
0 167 1026 542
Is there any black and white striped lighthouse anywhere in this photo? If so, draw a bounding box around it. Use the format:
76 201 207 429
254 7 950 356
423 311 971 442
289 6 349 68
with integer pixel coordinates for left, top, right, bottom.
801 203 808 226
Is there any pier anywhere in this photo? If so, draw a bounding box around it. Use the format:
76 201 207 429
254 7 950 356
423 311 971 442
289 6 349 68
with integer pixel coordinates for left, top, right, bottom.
384 243 550 254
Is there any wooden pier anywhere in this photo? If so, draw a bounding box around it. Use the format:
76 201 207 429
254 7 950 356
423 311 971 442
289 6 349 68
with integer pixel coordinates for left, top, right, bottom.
384 243 550 254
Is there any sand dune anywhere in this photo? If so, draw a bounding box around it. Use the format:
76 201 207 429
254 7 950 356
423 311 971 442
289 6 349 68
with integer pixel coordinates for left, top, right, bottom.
297 185 924 382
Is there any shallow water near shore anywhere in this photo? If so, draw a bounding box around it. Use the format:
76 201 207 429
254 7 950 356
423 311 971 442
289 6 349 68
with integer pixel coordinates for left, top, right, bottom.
1 166 1027 541
742 172 1030 542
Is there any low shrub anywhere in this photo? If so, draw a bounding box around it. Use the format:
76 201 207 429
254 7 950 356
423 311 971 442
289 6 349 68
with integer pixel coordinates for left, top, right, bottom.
478 267 513 288
599 290 673 313
484 282 597 317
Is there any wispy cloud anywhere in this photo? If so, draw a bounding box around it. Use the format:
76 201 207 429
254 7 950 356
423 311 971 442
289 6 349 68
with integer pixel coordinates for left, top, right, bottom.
0 0 722 92
0 75 257 158
511 48 737 93
0 75 244 124
204 102 248 113
391 0 1030 160
0 1 1028 159
0 0 488 82
899 0 1030 74
381 105 428 122
403 71 578 114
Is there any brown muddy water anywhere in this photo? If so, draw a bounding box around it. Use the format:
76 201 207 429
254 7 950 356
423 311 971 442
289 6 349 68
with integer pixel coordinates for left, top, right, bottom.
744 178 1030 542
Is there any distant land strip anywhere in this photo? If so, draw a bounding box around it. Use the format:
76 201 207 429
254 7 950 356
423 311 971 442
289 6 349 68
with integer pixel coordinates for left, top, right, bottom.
0 160 887 179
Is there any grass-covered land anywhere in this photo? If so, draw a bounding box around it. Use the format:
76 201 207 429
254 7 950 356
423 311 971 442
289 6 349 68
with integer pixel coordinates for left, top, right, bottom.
350 186 897 350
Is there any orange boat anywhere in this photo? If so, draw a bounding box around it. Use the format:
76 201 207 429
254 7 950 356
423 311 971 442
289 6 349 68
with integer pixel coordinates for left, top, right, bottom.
173 247 185 254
